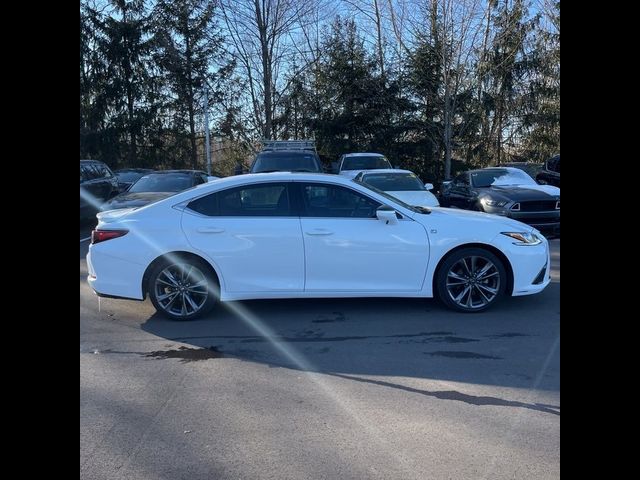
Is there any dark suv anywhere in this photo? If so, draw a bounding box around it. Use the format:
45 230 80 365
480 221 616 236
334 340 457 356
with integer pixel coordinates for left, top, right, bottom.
249 140 323 173
80 160 119 219
536 155 560 188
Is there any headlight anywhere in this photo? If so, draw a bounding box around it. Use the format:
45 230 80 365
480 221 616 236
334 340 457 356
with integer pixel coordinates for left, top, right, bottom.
481 198 508 207
501 232 543 245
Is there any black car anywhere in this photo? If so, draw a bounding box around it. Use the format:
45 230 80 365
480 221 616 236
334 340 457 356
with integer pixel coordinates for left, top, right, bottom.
101 170 210 211
113 168 155 193
249 140 324 173
80 159 119 219
536 155 560 188
440 167 560 235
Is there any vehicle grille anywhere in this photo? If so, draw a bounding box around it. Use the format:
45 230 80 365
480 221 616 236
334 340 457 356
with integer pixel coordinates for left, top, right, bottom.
517 201 558 212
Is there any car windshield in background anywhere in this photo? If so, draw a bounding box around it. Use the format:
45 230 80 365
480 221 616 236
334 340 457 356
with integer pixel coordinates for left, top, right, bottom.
502 163 543 179
355 180 423 214
362 173 425 191
342 156 392 170
129 174 193 193
470 169 537 188
116 172 147 183
253 152 320 172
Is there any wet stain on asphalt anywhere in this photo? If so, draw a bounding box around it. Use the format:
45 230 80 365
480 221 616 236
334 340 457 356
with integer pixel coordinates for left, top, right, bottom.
399 336 479 345
427 351 502 359
312 312 346 323
485 333 530 339
172 331 458 343
144 346 224 362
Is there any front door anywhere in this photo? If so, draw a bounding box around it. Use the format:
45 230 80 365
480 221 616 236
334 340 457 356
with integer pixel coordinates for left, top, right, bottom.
297 182 429 292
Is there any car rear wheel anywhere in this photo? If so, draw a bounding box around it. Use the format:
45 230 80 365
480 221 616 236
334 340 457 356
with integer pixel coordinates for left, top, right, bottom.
149 258 218 320
436 248 506 312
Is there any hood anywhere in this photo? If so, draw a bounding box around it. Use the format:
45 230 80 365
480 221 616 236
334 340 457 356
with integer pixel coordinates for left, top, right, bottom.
388 190 439 208
101 191 176 210
480 184 559 201
426 207 532 231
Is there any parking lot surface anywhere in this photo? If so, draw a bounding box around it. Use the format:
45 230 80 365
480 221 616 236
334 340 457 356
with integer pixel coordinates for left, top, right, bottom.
81 233 560 480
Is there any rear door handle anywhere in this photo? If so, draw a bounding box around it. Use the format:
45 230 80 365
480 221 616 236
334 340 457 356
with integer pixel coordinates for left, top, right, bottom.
305 229 333 236
196 227 225 233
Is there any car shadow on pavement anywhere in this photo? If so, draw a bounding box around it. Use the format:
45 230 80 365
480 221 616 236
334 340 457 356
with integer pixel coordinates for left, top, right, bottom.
139 281 560 397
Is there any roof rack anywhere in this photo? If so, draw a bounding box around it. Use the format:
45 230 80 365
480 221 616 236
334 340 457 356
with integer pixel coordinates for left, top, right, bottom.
261 140 316 152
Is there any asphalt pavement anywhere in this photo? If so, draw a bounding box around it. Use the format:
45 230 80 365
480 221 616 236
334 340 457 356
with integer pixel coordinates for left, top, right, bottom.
80 236 560 480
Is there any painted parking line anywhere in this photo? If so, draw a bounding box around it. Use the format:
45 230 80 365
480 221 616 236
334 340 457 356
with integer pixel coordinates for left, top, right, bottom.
80 236 91 243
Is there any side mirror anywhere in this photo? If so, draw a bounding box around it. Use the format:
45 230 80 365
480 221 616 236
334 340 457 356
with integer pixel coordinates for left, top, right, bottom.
393 165 400 169
424 183 434 191
331 162 339 174
376 205 398 225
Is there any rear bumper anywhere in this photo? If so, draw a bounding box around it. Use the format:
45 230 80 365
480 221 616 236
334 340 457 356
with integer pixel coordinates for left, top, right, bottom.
87 248 146 300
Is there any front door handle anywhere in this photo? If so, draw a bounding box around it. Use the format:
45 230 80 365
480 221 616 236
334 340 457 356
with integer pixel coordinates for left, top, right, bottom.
305 229 333 236
196 227 225 233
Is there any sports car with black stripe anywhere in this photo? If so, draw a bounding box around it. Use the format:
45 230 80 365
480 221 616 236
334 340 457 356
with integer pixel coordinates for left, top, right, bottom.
440 167 560 236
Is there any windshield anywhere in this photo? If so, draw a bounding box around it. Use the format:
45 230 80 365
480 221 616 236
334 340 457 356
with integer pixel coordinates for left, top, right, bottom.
116 171 149 183
470 169 537 188
252 152 321 172
354 179 423 214
129 174 193 193
361 172 425 191
342 155 392 171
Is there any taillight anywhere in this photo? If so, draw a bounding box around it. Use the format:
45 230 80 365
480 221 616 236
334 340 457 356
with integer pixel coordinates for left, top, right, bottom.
91 229 128 244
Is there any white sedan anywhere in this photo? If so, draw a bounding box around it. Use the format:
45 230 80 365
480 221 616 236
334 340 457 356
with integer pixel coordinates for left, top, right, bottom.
87 172 551 320
353 169 439 208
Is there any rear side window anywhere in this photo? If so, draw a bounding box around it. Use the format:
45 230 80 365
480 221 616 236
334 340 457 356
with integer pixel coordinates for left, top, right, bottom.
187 183 291 217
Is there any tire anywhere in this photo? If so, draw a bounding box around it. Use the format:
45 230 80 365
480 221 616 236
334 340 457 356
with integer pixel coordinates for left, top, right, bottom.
148 257 218 321
436 248 506 313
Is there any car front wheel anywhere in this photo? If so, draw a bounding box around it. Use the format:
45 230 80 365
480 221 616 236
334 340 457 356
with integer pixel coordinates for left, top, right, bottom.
436 248 506 312
148 258 218 320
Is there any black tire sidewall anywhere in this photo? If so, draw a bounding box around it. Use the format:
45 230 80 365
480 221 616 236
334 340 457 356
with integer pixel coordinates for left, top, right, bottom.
149 257 218 321
436 247 506 313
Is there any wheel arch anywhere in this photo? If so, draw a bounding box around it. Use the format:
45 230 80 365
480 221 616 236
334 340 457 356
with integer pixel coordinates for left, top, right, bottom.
141 251 221 299
432 243 514 297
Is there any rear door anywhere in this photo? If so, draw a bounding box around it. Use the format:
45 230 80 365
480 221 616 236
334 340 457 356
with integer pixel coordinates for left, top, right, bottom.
181 182 304 293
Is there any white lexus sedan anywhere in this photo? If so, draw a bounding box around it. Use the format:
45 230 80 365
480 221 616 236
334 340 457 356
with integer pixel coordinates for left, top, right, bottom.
87 173 551 320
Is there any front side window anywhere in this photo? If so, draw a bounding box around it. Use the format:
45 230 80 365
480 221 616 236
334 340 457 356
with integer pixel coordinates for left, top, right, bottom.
301 183 380 218
187 183 290 217
454 173 469 186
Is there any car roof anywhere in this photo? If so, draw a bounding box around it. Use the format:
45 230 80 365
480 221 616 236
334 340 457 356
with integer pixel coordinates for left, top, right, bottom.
146 170 204 175
115 168 154 173
342 152 386 157
357 169 413 176
257 150 318 155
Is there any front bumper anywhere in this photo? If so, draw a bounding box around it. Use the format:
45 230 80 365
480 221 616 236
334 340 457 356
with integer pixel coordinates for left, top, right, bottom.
491 232 552 297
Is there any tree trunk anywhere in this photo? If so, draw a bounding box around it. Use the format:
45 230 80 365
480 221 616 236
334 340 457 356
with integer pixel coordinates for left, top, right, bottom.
255 0 272 139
